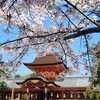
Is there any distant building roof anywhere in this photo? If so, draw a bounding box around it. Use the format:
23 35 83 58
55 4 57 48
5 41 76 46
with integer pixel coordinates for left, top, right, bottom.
5 78 25 88
55 77 90 88
24 54 63 66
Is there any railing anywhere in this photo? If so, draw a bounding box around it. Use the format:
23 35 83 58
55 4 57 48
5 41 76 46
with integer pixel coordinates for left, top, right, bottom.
1 89 85 100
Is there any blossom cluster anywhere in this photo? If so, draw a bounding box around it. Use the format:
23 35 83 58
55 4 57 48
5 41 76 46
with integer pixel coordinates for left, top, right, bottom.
0 0 99 80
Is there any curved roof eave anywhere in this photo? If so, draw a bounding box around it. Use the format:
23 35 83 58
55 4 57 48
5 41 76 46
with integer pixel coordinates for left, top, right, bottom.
16 75 60 87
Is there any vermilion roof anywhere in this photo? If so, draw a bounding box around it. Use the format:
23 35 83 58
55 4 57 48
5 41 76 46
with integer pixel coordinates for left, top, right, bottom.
23 54 67 81
24 54 63 66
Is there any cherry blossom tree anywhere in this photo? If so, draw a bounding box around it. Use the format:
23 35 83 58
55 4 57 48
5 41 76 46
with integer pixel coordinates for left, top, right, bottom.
0 0 100 80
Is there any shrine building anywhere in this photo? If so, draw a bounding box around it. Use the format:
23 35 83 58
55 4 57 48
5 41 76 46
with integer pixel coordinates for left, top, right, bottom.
0 54 90 100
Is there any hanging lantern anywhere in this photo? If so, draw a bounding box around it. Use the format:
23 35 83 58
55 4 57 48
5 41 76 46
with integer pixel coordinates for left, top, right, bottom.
45 88 47 93
36 93 37 98
18 94 20 99
51 92 53 97
78 93 80 98
70 93 73 98
5 95 8 99
57 93 59 98
63 93 66 98
31 94 33 98
27 88 29 93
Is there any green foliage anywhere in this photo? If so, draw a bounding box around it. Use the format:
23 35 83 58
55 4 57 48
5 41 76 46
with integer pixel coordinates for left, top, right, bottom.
0 81 7 90
85 44 100 100
14 74 22 78
0 81 7 99
84 87 100 100
91 52 100 87
21 94 28 100
21 74 31 78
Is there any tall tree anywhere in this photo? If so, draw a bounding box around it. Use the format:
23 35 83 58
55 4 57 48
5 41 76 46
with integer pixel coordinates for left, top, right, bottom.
0 0 99 79
90 42 100 90
85 42 100 100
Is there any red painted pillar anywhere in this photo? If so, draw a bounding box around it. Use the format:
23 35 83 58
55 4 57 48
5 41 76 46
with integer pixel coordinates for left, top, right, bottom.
74 90 76 99
61 91 64 100
2 91 5 100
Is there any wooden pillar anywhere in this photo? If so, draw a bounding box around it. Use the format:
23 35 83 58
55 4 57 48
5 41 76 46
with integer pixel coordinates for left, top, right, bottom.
61 91 64 100
20 93 22 99
2 91 5 100
14 92 16 99
39 90 41 100
74 90 76 99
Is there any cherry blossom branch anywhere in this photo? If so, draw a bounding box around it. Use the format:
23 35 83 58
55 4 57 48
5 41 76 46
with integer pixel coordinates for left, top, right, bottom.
12 48 28 63
9 0 17 9
59 41 67 64
64 0 100 28
84 35 91 67
0 0 6 7
0 62 6 74
0 68 5 74
63 27 100 40
57 6 78 29
1 27 100 46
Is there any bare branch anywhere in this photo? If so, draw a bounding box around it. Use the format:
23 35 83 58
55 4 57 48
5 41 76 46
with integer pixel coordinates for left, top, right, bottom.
64 27 100 40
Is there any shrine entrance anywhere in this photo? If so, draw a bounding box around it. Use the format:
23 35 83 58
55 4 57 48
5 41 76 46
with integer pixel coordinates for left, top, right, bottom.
0 55 86 100
28 89 55 100
28 89 45 100
16 73 60 100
